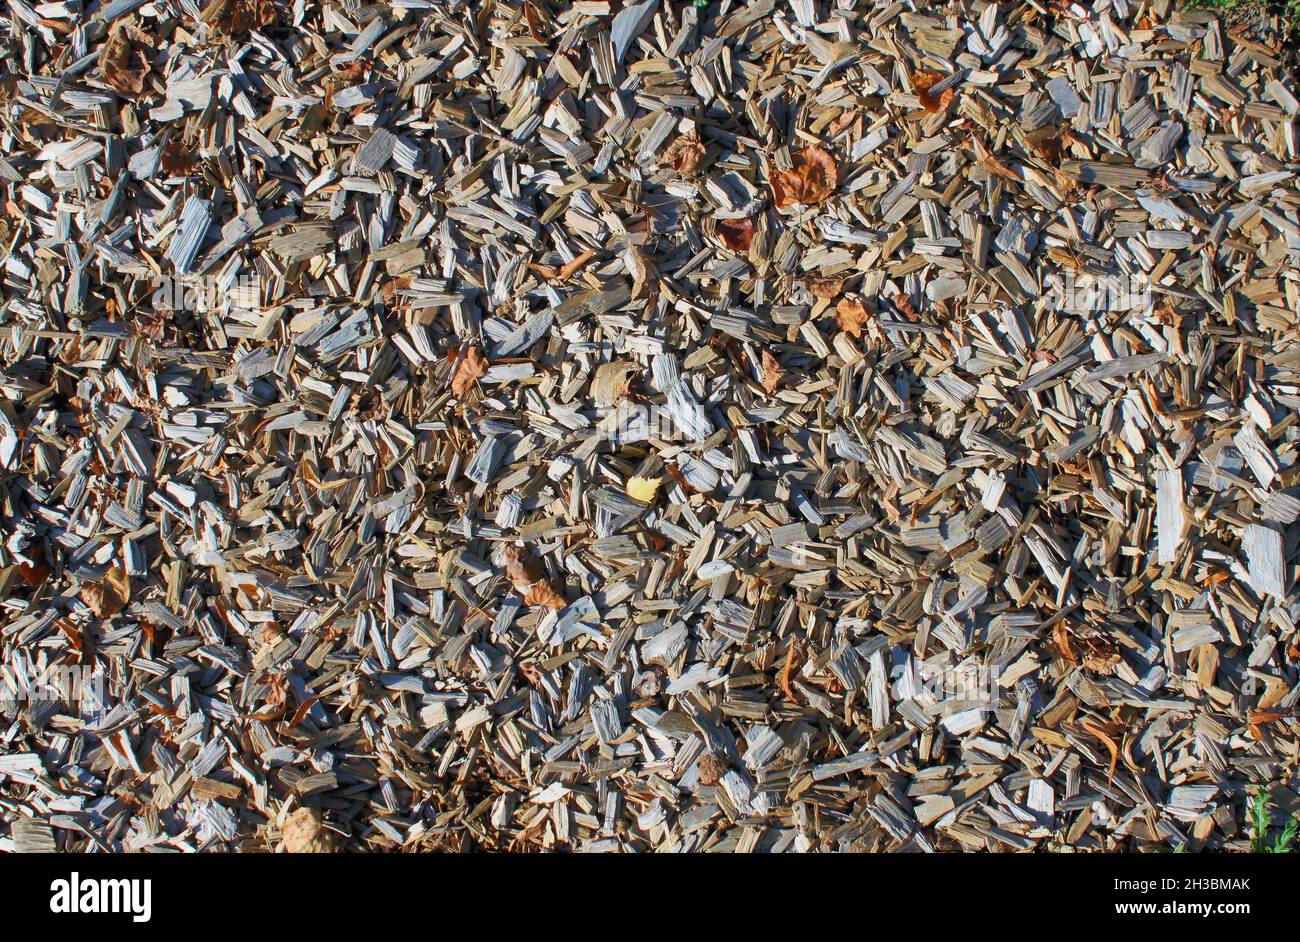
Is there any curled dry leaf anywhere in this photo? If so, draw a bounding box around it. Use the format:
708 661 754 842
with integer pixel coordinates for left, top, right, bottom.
625 245 657 301
528 247 596 282
1081 718 1122 784
804 275 844 300
333 58 369 80
281 807 336 853
1054 621 1076 664
80 565 130 619
663 461 700 495
592 360 639 407
503 545 567 610
716 217 755 252
660 131 706 174
17 561 50 588
834 297 869 338
449 345 488 398
973 137 1019 182
1027 126 1073 166
777 643 800 704
770 145 838 208
760 349 783 395
913 71 955 113
524 580 567 610
891 293 920 321
697 752 729 786
522 1 547 41
202 0 276 34
99 23 153 96
1248 710 1287 742
159 138 196 175
503 545 545 593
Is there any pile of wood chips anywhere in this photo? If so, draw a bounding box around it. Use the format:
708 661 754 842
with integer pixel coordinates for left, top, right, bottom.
1 0 1298 852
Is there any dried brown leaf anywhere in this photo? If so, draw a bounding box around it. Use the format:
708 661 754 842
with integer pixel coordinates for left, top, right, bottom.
626 245 657 300
697 752 728 786
523 580 567 609
503 545 546 593
81 565 130 619
891 293 920 321
1081 718 1121 784
504 545 566 610
17 561 50 588
913 71 954 113
771 145 838 208
777 643 800 705
661 131 706 174
522 1 547 41
159 138 196 175
973 137 1020 182
717 217 755 252
450 346 488 398
834 297 869 338
201 0 276 34
1028 127 1072 167
805 275 844 300
760 349 782 395
99 23 152 96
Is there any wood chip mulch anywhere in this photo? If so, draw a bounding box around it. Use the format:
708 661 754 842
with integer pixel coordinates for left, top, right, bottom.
1 0 1299 852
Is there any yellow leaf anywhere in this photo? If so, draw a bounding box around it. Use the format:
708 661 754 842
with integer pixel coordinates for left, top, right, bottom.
626 475 663 503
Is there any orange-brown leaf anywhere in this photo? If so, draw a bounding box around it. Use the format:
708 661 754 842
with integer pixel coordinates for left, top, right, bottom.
202 0 276 34
661 131 706 174
80 566 130 619
289 693 326 729
771 145 838 208
524 580 567 609
1081 719 1121 783
805 275 844 300
1028 128 1072 166
17 561 50 588
663 461 700 495
503 545 545 594
159 138 196 175
777 643 800 705
626 245 657 300
522 1 546 41
717 217 755 252
760 350 782 395
99 23 152 96
834 298 869 337
1247 710 1287 741
1054 621 1077 664
913 71 954 113
973 138 1019 182
891 293 920 321
450 346 488 398
528 247 596 282
504 545 567 610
